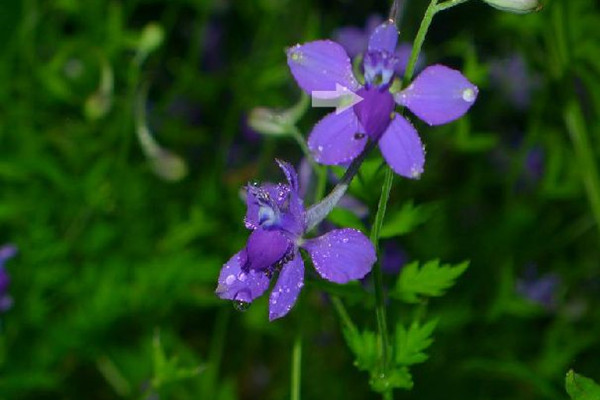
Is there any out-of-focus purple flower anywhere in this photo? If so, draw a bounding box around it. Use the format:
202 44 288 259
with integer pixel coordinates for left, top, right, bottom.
516 265 560 310
0 244 17 312
489 54 539 110
216 161 376 321
333 15 384 58
333 15 422 76
287 21 478 179
380 240 408 275
523 145 544 182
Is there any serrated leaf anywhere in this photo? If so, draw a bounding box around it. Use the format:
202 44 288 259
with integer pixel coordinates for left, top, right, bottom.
342 328 378 372
392 260 469 303
380 201 435 239
395 320 437 366
566 370 600 400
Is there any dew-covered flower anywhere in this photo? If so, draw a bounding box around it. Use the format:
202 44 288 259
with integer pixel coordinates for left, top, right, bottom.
216 161 376 320
0 244 17 312
287 21 478 179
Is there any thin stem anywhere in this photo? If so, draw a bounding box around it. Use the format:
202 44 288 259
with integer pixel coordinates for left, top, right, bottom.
564 100 600 233
305 141 377 231
201 309 230 398
368 167 394 378
435 0 471 12
403 0 440 87
331 296 359 335
291 334 302 400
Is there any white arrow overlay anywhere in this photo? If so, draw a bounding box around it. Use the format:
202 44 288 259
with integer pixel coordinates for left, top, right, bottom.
311 83 364 114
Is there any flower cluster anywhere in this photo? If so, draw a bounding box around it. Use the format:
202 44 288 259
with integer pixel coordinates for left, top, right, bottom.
287 20 478 178
216 161 376 320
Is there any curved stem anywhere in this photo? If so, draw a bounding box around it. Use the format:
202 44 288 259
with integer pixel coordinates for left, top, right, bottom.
564 100 600 233
403 0 440 87
369 167 394 378
291 334 302 400
305 141 377 231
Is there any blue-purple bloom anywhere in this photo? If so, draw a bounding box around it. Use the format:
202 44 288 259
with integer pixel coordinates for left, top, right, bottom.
287 21 478 178
216 161 376 321
0 244 17 312
516 265 560 310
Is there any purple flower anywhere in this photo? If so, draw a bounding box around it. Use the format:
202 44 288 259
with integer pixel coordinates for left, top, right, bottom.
216 161 376 321
516 265 560 310
0 244 17 312
287 21 478 179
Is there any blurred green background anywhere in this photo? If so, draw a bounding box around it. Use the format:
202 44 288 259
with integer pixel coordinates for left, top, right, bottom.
0 0 599 399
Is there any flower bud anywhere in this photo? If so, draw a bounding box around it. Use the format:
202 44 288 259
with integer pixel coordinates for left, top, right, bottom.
247 107 291 136
482 0 541 14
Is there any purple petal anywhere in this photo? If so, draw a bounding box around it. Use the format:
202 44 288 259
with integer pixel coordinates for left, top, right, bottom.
276 159 299 193
287 40 360 94
244 183 285 230
353 87 395 139
269 251 305 321
367 21 398 54
246 229 292 272
216 250 270 303
379 114 425 179
365 15 385 35
302 228 376 283
395 64 478 126
308 109 367 165
333 27 369 58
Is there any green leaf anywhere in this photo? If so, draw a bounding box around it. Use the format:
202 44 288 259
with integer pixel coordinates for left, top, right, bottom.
370 367 413 392
566 370 600 400
380 201 435 239
392 260 469 303
327 207 367 232
342 328 378 372
395 320 437 366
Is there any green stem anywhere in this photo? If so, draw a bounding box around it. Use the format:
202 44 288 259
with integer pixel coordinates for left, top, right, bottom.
435 0 471 12
368 2 444 397
564 100 600 233
291 334 302 400
369 167 394 378
403 0 440 87
201 309 230 398
331 296 359 335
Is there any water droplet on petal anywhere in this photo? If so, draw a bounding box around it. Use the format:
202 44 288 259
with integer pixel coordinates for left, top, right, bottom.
238 272 247 282
225 274 236 285
233 300 250 312
462 88 475 103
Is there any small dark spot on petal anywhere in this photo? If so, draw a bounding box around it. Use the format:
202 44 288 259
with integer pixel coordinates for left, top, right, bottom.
354 133 366 140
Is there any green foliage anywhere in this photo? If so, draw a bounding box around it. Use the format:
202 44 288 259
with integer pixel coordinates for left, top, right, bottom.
566 370 600 400
391 260 469 303
395 320 438 366
380 201 436 238
342 328 379 372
